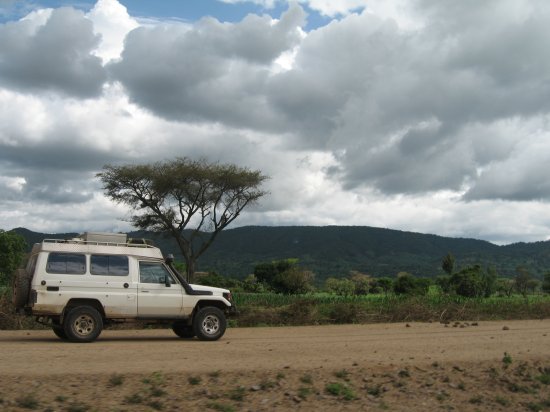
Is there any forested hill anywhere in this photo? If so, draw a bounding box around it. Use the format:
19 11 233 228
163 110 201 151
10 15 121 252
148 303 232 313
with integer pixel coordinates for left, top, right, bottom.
12 226 550 280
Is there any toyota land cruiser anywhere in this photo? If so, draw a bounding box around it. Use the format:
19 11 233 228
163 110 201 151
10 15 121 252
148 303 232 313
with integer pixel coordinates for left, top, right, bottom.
12 232 236 342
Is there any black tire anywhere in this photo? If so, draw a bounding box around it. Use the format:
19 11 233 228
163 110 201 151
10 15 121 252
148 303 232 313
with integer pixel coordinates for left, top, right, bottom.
52 325 68 340
63 306 103 343
193 307 226 341
172 322 195 339
12 268 31 309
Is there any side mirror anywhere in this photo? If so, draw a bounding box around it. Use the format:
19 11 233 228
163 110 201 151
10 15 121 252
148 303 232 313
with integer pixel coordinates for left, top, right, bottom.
164 275 171 287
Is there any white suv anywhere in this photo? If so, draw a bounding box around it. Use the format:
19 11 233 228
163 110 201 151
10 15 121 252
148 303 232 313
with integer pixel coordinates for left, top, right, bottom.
12 232 236 342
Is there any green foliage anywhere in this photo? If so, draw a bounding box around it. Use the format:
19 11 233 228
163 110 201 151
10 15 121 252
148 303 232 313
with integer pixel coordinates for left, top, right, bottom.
435 275 452 293
393 274 429 296
496 277 515 297
325 277 355 296
98 157 267 280
325 382 356 400
514 266 531 296
273 267 314 294
0 230 27 286
371 277 393 294
349 272 371 295
543 272 550 294
195 271 241 289
254 259 313 294
254 259 296 285
450 265 484 298
441 252 455 275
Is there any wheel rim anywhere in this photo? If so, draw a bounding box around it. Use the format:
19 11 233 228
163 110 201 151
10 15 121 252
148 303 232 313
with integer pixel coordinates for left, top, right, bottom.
201 314 220 336
73 314 95 336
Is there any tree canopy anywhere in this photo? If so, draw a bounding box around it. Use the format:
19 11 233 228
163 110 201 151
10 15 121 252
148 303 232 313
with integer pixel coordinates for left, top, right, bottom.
98 158 268 280
0 230 27 286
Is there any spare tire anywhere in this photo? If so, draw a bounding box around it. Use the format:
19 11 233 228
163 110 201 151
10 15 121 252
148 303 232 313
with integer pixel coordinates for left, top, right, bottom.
12 268 31 309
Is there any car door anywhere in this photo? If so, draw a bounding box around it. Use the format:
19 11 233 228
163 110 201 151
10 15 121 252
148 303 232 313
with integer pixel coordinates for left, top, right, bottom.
137 261 184 317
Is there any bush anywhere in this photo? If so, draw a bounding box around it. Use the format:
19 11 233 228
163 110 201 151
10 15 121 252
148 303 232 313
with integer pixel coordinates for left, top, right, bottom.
273 267 314 294
325 277 355 296
450 266 484 298
394 274 429 296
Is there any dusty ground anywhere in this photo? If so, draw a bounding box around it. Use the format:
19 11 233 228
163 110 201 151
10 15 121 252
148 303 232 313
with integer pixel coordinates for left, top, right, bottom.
0 319 549 411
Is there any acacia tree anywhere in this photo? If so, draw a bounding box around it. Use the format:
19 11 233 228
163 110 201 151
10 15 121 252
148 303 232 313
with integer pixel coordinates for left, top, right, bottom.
98 158 268 281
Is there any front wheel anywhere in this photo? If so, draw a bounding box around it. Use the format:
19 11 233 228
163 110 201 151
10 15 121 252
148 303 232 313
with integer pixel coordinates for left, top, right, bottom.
172 322 195 339
63 306 103 343
193 307 227 341
52 325 68 340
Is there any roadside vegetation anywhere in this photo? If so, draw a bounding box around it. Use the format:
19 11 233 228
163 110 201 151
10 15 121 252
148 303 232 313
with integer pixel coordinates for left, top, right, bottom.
2 231 550 330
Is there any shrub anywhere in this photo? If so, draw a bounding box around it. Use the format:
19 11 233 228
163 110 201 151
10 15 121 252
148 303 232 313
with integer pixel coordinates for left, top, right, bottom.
450 266 484 298
394 274 429 296
325 277 355 296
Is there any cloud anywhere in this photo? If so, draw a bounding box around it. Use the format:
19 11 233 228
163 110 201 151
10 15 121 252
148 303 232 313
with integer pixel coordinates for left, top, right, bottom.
0 7 107 97
87 0 139 62
1 0 550 245
108 3 305 126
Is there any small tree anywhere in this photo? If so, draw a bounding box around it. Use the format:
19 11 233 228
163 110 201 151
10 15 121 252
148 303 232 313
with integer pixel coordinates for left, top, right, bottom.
393 274 429 296
0 230 27 286
514 266 532 297
325 277 355 296
441 252 455 276
273 266 314 294
543 272 550 294
349 272 371 295
372 277 393 295
450 265 484 298
98 158 267 281
496 277 515 297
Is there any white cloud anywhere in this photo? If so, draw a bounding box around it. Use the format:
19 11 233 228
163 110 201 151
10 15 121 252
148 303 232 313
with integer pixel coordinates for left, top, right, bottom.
87 0 139 62
1 0 550 246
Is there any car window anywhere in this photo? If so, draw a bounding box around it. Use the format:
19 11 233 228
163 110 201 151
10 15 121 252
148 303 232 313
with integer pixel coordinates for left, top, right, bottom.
46 253 86 275
139 262 175 284
91 255 129 276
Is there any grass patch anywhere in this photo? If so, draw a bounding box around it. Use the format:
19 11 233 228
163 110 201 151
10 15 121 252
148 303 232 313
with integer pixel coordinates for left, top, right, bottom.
65 402 90 412
298 386 312 399
15 393 39 409
124 393 143 405
325 382 356 400
188 376 202 385
502 352 512 366
207 402 236 412
334 369 350 380
227 386 246 402
300 374 313 384
494 395 510 406
108 373 124 387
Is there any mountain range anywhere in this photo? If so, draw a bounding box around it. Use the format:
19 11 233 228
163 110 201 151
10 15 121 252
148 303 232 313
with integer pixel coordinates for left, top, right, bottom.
13 226 550 281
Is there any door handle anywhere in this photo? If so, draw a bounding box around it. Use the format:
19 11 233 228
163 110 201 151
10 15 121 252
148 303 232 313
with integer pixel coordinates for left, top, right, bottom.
141 290 150 293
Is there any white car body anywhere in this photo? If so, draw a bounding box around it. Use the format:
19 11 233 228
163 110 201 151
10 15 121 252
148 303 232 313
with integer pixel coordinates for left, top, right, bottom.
16 233 235 342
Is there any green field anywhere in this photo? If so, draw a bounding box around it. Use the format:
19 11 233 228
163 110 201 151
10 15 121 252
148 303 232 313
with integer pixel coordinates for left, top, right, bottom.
232 291 550 327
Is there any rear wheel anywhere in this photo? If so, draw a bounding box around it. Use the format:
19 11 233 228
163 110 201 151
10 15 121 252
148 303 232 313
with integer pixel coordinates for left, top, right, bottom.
63 306 103 343
193 307 226 341
12 269 31 309
172 322 195 339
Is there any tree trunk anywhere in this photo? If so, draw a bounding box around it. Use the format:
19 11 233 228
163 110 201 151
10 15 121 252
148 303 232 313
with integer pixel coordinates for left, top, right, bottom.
186 258 195 284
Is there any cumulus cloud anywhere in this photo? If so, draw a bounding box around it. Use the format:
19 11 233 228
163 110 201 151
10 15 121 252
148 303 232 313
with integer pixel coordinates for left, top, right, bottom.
0 7 107 97
1 0 550 244
109 3 305 127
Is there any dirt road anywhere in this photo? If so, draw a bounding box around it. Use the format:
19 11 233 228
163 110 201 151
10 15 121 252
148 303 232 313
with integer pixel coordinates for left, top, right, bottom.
1 320 549 411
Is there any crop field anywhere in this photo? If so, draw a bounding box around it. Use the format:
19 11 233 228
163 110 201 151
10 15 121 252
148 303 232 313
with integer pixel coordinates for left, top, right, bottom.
233 292 550 327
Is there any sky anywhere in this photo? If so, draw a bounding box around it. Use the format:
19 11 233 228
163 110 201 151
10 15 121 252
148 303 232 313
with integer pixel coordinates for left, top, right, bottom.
0 0 550 245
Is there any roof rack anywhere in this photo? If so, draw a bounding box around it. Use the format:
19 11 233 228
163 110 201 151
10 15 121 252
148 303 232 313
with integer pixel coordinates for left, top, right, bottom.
42 238 156 248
